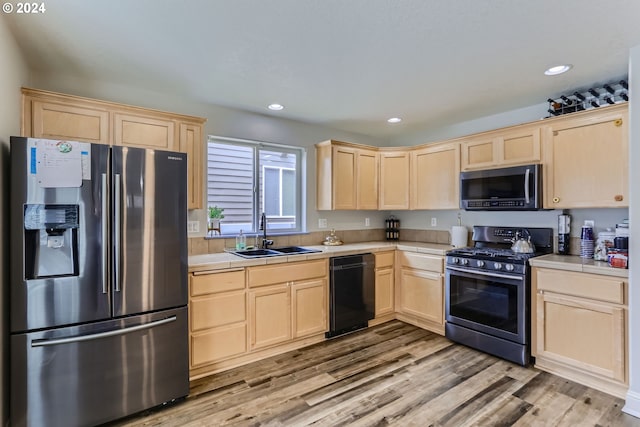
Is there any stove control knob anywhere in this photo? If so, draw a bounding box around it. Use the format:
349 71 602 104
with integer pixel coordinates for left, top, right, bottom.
462 258 469 265
494 262 503 270
452 257 460 264
477 260 485 267
505 264 515 272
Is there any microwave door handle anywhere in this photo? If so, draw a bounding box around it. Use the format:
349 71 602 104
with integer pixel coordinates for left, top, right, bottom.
524 168 530 204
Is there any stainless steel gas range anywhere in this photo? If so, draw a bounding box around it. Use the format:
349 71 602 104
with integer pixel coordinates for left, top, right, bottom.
445 225 553 366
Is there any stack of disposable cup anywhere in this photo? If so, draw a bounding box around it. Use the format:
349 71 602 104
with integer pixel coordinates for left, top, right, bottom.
580 225 594 258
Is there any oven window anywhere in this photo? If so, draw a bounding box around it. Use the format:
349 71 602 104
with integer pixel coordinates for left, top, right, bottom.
449 274 518 334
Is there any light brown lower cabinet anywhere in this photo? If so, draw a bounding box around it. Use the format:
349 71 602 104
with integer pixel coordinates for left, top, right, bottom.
532 267 628 398
249 284 292 350
189 269 247 372
374 251 395 319
189 259 328 379
247 260 328 351
395 251 444 335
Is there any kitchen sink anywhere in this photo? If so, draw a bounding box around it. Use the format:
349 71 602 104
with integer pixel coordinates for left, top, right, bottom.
232 248 282 258
271 246 321 254
231 246 321 258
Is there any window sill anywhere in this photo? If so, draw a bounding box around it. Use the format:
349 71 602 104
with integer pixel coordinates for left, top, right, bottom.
204 231 309 240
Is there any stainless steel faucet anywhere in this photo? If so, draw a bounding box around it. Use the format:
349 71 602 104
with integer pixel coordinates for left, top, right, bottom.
259 212 274 249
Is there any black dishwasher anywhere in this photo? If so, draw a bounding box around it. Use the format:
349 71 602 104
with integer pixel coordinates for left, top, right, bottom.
326 253 375 338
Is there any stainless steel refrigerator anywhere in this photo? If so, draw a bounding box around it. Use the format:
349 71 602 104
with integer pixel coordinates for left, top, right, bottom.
9 137 189 427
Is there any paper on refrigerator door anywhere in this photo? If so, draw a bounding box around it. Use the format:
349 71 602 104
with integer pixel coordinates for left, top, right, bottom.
34 139 83 187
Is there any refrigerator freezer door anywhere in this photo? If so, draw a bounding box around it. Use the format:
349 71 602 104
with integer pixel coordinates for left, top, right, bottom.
111 146 187 316
10 306 189 427
9 137 112 332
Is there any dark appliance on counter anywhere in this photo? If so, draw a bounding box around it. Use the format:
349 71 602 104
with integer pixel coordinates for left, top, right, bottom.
326 253 375 338
445 225 553 366
460 164 542 211
9 137 189 427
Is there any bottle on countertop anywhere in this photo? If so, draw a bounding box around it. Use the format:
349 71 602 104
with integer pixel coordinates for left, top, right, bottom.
557 212 570 255
235 230 246 250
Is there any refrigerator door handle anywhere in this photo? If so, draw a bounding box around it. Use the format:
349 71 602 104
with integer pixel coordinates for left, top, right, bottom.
31 316 177 347
114 173 122 292
101 173 109 294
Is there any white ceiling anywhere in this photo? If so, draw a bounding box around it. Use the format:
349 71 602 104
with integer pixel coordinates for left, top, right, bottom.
5 0 640 139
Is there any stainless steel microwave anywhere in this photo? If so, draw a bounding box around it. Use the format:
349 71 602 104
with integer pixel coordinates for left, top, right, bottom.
460 164 542 210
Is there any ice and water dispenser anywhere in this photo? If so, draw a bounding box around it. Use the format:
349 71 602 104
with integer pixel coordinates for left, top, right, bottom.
24 204 80 279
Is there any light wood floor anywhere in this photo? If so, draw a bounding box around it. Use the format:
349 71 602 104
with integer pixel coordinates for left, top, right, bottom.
111 321 640 426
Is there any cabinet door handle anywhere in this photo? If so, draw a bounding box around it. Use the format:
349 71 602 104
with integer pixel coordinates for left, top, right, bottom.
614 119 623 127
552 197 560 203
614 195 624 202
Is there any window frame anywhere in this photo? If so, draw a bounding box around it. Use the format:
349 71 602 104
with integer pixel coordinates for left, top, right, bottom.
262 165 296 219
207 136 305 236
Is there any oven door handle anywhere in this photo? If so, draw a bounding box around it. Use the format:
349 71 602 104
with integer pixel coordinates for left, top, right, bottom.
447 266 524 281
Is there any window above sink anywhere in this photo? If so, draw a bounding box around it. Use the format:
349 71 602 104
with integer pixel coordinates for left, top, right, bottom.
207 137 306 237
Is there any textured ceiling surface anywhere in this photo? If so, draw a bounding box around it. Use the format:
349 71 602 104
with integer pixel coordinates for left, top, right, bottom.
5 0 640 138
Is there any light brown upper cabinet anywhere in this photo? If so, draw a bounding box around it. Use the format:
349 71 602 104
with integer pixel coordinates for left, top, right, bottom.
460 126 541 171
410 141 460 210
21 88 206 209
113 113 177 151
29 99 110 145
316 140 378 210
542 104 628 208
379 149 410 210
180 123 204 210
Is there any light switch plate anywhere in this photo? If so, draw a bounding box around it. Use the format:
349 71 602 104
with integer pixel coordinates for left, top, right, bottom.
318 218 328 228
585 220 595 227
187 221 199 233
365 218 370 227
431 218 437 227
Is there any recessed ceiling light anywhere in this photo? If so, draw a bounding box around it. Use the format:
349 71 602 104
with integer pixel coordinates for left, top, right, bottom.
268 103 284 111
544 64 573 76
387 117 402 124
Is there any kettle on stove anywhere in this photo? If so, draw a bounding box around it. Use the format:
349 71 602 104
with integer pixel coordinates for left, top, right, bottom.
511 230 536 254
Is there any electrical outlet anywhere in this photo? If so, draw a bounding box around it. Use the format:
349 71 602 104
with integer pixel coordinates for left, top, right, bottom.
318 218 328 228
431 217 437 227
365 217 370 227
585 220 595 227
187 221 199 233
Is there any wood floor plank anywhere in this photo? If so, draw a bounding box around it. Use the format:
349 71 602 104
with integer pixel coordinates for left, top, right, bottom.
512 390 576 426
111 320 636 427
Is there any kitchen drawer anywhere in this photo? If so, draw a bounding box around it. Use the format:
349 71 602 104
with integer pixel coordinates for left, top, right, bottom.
535 268 625 305
190 290 246 331
375 251 395 269
191 323 247 366
398 251 443 273
190 269 245 296
247 260 327 288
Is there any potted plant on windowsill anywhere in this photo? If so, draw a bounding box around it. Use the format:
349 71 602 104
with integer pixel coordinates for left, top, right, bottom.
207 206 224 235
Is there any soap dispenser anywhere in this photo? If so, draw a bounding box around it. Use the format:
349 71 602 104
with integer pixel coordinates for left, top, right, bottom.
236 230 246 250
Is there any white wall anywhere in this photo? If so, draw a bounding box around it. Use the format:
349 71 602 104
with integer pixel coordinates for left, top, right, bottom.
623 44 640 417
390 102 549 147
0 14 30 427
394 208 628 239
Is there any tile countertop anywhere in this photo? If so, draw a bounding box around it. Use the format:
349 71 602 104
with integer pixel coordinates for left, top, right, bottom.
188 241 453 273
528 254 629 278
